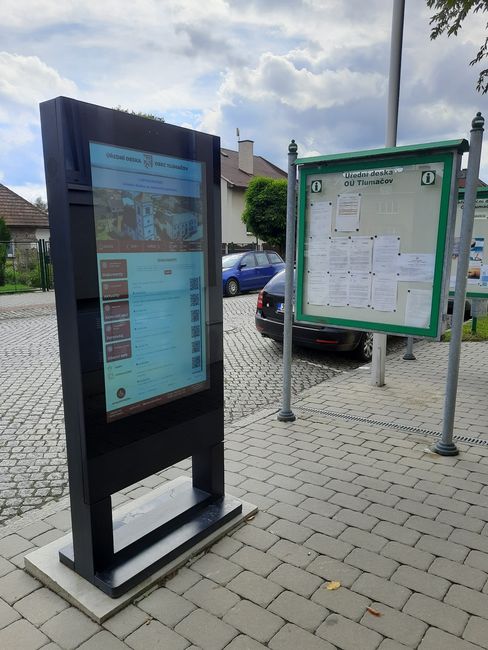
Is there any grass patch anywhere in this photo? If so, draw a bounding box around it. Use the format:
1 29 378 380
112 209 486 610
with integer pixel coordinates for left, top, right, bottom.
0 283 33 294
442 315 488 342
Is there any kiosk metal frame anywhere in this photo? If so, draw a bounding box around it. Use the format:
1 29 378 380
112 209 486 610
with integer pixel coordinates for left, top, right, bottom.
40 97 241 598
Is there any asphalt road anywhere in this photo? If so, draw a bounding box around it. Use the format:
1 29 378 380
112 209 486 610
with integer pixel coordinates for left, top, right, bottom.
0 292 387 525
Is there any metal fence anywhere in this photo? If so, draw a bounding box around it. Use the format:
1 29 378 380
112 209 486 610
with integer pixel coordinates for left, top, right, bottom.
0 239 53 294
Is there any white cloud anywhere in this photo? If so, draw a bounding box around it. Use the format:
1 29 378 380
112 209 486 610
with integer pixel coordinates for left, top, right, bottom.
8 183 47 204
218 51 386 111
0 52 77 108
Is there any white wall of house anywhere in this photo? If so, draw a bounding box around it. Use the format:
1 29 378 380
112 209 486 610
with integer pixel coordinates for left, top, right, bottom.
221 181 255 245
35 228 50 240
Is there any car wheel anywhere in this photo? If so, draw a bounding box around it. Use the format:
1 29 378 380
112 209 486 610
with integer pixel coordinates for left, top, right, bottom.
355 332 373 362
225 278 240 297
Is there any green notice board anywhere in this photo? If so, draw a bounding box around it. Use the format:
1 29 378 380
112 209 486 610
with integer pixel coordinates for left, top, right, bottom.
450 187 488 299
296 140 468 337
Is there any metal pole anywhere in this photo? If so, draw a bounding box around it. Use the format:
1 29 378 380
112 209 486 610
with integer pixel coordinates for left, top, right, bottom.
385 0 404 148
435 112 484 456
278 140 298 422
403 335 416 360
372 0 405 386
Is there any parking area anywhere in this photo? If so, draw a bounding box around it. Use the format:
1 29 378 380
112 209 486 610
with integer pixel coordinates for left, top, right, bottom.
0 291 401 525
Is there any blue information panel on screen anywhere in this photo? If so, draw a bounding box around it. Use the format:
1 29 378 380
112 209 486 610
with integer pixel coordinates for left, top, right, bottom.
90 142 208 422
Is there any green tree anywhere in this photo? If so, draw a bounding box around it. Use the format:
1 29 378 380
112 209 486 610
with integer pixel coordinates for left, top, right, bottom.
33 196 48 212
0 217 11 286
242 177 288 252
427 0 488 93
114 106 165 122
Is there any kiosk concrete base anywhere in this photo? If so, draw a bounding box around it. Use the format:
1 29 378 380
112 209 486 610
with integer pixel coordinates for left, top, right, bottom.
24 478 257 623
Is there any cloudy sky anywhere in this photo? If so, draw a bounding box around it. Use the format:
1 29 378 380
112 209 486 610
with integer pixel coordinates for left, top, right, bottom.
0 0 486 203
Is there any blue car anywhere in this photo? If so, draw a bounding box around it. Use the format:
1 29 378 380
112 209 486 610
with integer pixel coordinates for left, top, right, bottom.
222 250 285 296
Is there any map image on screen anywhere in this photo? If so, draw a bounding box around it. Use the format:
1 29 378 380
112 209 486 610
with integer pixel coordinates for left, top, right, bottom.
90 142 208 422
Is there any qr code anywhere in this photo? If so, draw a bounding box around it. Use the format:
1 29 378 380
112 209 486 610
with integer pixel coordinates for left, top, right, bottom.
192 356 201 369
192 340 201 353
191 326 200 338
190 293 200 306
189 277 199 290
191 310 199 322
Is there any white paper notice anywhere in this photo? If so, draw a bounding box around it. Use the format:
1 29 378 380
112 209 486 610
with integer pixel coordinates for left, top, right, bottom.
348 274 372 308
373 235 400 276
307 237 330 272
329 237 351 273
309 201 332 237
397 253 435 282
405 289 432 328
372 277 398 312
350 236 373 273
307 270 329 306
328 273 348 306
336 193 361 231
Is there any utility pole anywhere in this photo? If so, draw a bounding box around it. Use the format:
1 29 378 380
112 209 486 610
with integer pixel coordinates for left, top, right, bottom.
371 0 405 386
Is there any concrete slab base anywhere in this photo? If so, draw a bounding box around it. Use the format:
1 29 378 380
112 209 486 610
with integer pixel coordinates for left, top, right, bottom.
24 479 257 623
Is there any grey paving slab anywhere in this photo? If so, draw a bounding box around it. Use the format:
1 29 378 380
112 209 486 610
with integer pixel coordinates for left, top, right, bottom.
316 613 383 650
403 592 469 636
227 570 282 607
429 556 487 589
0 618 49 650
125 619 189 650
174 609 238 650
311 584 370 622
223 599 284 644
360 602 428 647
13 586 68 626
351 573 411 609
40 607 100 649
391 565 450 599
77 630 130 650
418 627 481 649
269 622 335 650
137 587 195 627
268 590 327 632
463 616 488 649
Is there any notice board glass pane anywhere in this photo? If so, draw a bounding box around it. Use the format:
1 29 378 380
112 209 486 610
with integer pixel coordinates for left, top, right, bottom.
296 153 454 337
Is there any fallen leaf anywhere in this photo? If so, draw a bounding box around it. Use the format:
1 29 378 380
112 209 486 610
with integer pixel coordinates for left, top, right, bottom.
246 515 255 522
324 581 341 590
367 607 382 617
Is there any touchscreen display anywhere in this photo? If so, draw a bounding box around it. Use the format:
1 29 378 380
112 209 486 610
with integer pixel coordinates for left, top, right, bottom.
90 142 208 422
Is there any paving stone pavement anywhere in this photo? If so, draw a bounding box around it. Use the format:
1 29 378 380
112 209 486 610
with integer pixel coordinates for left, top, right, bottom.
1 373 488 649
1 290 488 648
0 292 369 525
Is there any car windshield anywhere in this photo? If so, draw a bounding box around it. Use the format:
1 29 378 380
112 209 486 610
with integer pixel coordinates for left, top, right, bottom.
222 254 243 269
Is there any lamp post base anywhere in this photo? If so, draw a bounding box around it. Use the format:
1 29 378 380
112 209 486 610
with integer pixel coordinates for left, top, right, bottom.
277 410 296 422
433 440 459 456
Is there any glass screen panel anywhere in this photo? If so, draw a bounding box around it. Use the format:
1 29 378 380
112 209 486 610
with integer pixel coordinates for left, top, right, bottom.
90 142 208 422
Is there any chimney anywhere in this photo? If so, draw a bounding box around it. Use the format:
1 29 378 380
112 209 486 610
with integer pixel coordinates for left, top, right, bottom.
238 140 254 175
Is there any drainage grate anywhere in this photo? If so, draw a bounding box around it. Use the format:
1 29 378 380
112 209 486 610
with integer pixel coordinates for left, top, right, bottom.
296 405 488 448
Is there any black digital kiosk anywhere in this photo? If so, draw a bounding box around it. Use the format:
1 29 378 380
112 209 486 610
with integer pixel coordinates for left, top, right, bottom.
40 97 241 597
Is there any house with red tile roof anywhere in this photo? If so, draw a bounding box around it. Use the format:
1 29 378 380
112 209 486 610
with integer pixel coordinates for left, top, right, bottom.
0 183 49 242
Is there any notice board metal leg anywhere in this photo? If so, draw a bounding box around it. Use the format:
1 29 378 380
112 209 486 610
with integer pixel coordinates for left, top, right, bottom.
371 333 387 386
403 336 416 360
